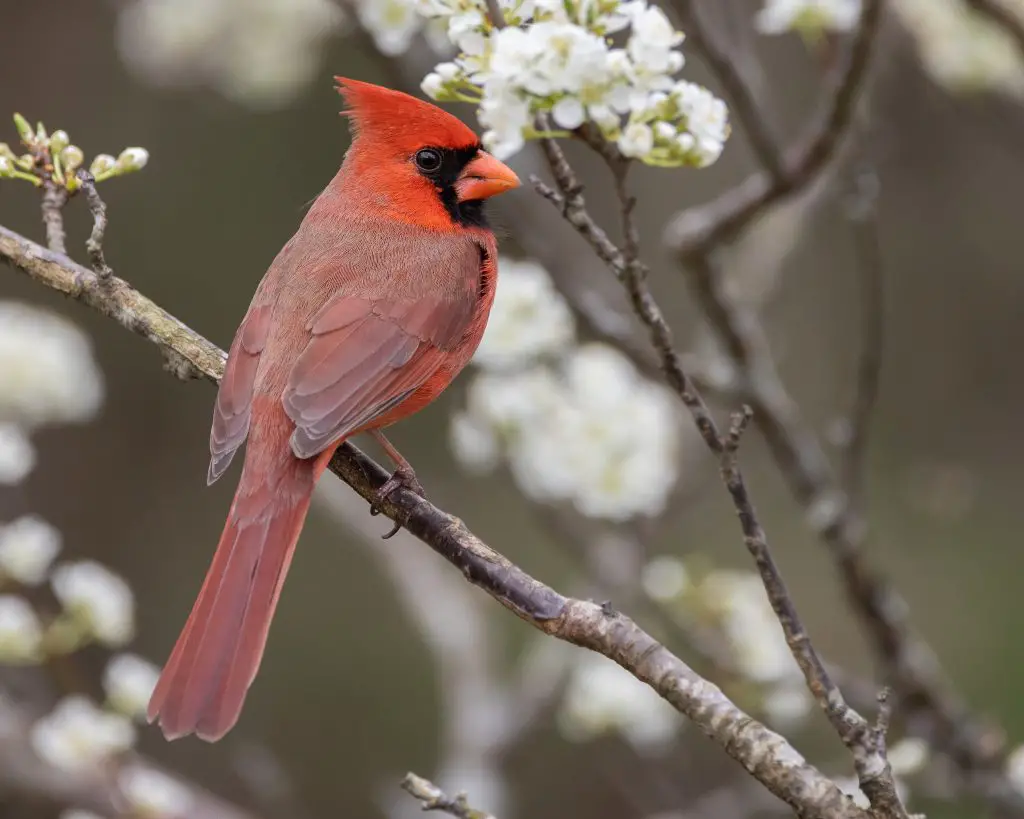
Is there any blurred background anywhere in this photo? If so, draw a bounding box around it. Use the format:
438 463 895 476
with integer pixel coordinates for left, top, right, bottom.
2 1 1024 818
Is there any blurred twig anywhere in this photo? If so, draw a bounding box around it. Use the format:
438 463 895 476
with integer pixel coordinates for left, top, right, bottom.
963 0 1024 60
402 773 496 819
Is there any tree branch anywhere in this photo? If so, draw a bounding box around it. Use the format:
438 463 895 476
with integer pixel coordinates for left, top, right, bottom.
665 0 884 257
402 773 496 819
1 222 873 819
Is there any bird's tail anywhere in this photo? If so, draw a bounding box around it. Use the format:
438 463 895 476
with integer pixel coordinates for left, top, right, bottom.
147 449 330 742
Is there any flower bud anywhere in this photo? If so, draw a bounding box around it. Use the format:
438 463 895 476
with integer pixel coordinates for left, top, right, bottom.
12 114 33 144
48 130 69 154
35 122 47 144
115 147 148 173
89 154 116 177
16 154 34 171
0 143 13 160
0 156 11 176
60 145 84 172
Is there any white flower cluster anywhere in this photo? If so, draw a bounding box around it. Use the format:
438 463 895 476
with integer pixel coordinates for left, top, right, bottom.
413 0 729 164
450 258 681 521
755 0 862 35
558 651 682 751
643 556 814 726
116 0 344 107
892 0 1024 98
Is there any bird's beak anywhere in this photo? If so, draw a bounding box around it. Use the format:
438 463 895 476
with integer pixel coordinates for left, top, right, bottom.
454 151 521 202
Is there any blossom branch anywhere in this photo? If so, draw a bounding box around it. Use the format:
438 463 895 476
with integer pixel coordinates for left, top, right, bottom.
40 182 68 255
77 169 114 278
962 0 1024 60
1 221 873 819
531 124 909 816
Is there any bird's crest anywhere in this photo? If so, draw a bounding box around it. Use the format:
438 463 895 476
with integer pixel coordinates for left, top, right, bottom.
335 77 480 154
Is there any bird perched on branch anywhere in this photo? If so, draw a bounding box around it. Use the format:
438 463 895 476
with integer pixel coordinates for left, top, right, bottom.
147 78 520 742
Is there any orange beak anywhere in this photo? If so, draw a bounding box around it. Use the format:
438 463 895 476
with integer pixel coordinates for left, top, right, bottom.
454 151 520 202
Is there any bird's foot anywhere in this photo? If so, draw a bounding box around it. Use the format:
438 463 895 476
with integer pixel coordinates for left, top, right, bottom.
369 465 426 540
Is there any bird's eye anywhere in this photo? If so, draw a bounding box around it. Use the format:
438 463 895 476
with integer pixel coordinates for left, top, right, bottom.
415 148 442 172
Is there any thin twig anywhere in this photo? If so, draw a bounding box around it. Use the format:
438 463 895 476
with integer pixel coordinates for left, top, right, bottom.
40 182 68 255
402 773 496 819
963 0 1024 60
665 0 884 257
841 165 885 509
76 170 113 278
532 131 908 817
0 222 873 819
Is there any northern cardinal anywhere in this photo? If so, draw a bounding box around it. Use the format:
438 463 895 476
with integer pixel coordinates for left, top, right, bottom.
147 78 520 741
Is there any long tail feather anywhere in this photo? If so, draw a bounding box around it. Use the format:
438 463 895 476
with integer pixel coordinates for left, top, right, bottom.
148 460 315 742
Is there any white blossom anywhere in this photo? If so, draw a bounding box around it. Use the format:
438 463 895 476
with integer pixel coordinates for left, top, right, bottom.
61 811 108 819
0 302 103 429
456 340 681 521
887 737 929 776
0 424 35 485
358 0 422 56
52 561 135 647
31 696 136 771
893 0 1024 98
117 0 343 108
559 652 681 751
119 765 195 818
104 653 161 719
1007 743 1024 794
761 682 813 727
641 555 690 602
0 515 62 585
474 258 575 369
0 596 43 662
701 570 798 683
449 411 500 473
419 0 729 165
756 0 862 34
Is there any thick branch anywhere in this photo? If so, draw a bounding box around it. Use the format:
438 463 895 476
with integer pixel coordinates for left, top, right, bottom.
0 223 871 818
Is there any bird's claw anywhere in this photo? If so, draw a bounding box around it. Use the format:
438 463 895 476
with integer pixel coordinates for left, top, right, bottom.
369 466 426 539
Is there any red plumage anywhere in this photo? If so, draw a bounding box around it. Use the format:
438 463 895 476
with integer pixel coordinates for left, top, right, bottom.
147 78 519 741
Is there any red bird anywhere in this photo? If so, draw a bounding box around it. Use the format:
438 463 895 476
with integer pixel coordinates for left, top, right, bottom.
147 78 520 741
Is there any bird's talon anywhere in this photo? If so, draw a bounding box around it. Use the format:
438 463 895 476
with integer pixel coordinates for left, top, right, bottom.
370 466 426 540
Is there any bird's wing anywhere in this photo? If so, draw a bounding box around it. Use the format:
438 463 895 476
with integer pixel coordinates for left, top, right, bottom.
208 304 273 484
283 251 482 459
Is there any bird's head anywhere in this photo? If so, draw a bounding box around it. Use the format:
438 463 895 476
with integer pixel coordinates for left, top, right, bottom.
335 77 520 230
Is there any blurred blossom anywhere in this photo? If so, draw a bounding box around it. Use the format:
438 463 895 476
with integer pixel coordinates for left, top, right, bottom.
455 345 680 520
474 257 575 369
756 0 862 35
117 0 344 108
0 595 43 662
0 302 103 429
641 555 690 602
52 561 135 647
61 811 107 819
559 652 682 751
893 0 1024 98
0 514 62 585
119 765 195 818
449 411 500 473
30 696 135 772
358 0 422 56
761 681 813 727
418 0 729 165
0 423 35 485
887 737 929 776
701 570 798 684
104 653 161 720
1007 744 1024 793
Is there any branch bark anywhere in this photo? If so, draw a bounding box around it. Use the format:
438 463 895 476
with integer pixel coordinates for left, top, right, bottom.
0 222 869 819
